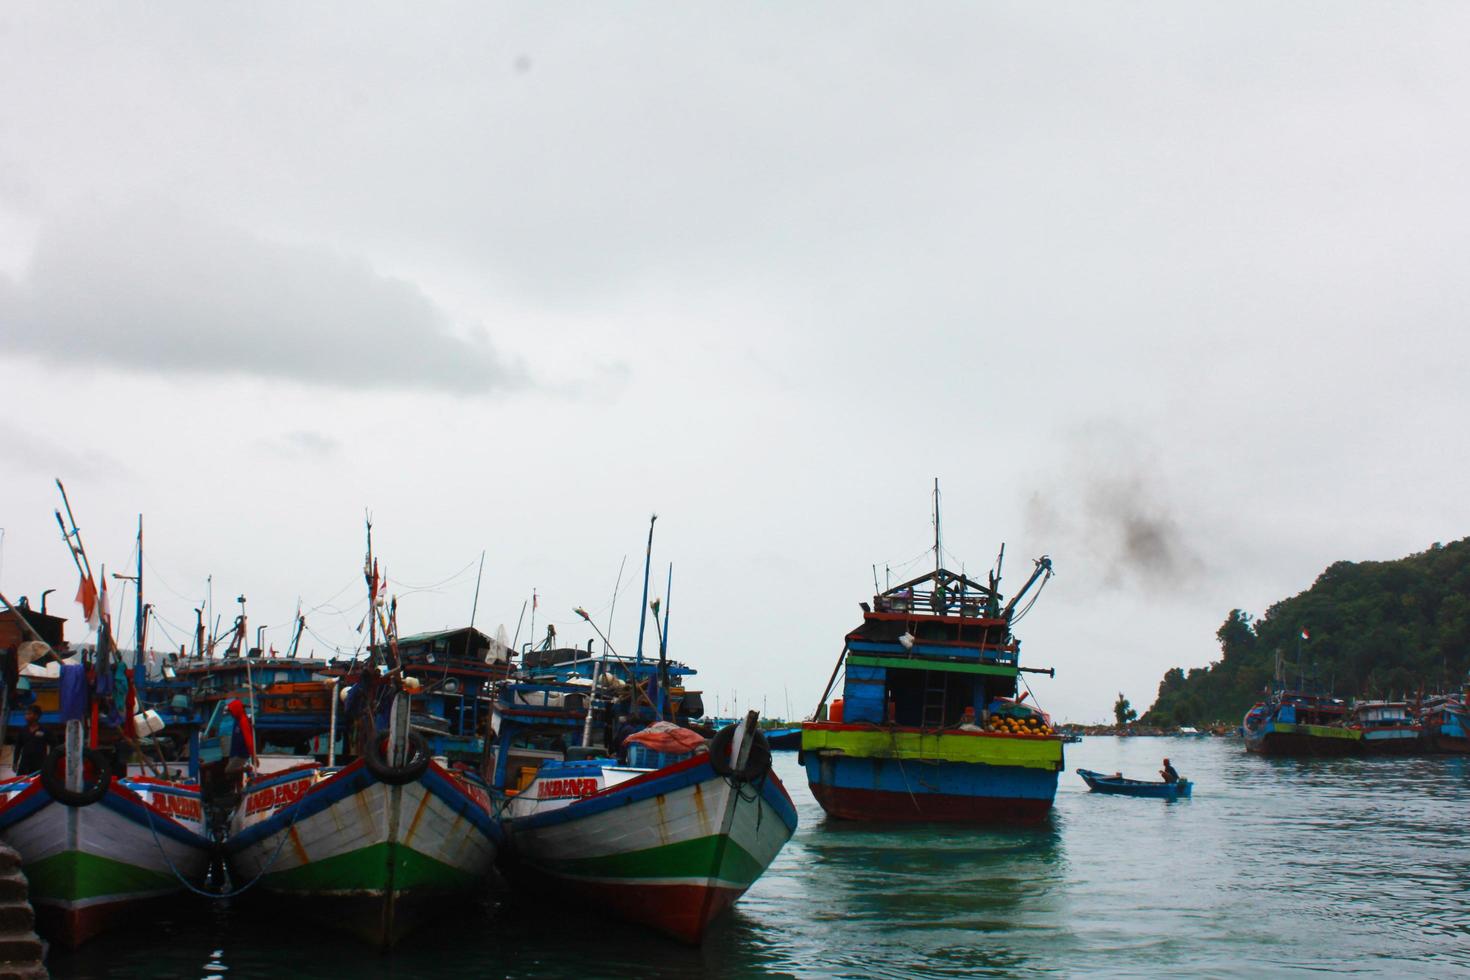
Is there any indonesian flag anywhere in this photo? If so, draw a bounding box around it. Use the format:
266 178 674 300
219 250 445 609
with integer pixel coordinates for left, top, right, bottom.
97 575 111 629
1301 628 1310 641
532 590 538 611
76 575 100 630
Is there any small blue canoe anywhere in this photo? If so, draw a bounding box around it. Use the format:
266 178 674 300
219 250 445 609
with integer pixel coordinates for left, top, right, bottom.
1077 768 1192 799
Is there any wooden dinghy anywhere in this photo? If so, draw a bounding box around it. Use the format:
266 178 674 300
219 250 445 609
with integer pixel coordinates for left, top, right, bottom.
1076 768 1192 800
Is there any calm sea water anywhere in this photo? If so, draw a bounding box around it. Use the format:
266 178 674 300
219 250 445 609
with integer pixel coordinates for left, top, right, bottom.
49 737 1470 978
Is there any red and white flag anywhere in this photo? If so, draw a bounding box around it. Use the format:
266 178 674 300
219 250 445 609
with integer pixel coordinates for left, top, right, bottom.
75 575 99 629
1301 628 1310 641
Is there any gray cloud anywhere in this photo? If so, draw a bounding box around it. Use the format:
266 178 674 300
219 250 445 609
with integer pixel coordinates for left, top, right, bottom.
0 421 127 481
0 204 524 394
263 430 342 460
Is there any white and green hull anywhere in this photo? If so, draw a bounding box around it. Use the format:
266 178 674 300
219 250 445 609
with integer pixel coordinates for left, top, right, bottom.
507 754 797 943
0 776 210 947
225 758 500 947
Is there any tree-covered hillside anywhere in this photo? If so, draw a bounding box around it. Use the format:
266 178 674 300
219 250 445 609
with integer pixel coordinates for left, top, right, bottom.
1143 539 1470 726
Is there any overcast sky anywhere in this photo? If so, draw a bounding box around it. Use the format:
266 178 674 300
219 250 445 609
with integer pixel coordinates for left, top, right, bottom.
2 3 1468 722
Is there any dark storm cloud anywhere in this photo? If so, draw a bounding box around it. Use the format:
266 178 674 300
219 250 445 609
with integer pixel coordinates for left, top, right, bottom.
1024 428 1206 592
0 204 524 394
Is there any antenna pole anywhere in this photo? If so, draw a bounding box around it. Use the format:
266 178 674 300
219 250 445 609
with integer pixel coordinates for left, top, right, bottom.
511 599 527 652
606 555 628 638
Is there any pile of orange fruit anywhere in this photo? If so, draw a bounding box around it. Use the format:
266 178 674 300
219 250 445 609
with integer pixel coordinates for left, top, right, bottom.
985 714 1052 736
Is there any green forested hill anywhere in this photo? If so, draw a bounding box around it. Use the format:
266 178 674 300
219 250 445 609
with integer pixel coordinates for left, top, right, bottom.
1143 538 1470 726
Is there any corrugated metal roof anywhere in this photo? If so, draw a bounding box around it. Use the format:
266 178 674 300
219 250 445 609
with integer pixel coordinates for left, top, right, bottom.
395 627 490 645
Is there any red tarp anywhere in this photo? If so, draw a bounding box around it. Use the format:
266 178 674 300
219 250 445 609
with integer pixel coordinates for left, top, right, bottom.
625 721 707 754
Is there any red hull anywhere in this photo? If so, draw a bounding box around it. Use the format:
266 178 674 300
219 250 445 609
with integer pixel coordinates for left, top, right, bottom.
1246 732 1358 757
35 896 147 949
1359 736 1421 756
531 875 742 945
1428 734 1470 754
810 782 1052 824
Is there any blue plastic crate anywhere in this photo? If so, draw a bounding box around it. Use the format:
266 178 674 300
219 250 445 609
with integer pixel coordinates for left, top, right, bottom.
625 744 691 770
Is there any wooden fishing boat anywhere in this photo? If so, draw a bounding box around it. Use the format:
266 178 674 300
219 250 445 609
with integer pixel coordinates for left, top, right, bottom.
495 516 793 943
218 524 502 948
224 744 499 947
1076 768 1192 799
801 485 1064 823
502 713 796 944
0 489 214 948
1348 700 1421 755
0 767 210 947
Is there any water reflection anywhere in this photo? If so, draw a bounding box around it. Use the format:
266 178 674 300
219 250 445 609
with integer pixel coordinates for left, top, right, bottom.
43 743 1470 978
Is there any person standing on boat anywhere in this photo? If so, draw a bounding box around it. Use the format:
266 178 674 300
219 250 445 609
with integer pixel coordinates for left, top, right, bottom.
612 715 637 762
1160 758 1180 784
14 706 49 776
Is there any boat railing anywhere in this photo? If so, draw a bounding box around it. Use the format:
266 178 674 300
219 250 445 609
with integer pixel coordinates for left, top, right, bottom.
874 590 996 619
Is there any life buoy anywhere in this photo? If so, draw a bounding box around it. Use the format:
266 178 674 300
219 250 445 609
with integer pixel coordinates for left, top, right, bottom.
362 730 431 786
39 747 111 807
708 724 771 782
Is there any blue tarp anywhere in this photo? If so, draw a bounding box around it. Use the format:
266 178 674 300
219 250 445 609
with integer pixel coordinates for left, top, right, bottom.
59 663 88 722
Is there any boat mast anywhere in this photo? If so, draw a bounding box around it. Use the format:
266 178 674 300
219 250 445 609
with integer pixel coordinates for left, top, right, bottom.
135 515 146 701
633 514 657 712
932 478 942 578
365 516 377 664
657 563 672 720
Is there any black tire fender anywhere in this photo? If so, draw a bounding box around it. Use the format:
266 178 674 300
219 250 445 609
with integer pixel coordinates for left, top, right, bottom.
39 748 111 807
363 730 431 786
709 724 772 782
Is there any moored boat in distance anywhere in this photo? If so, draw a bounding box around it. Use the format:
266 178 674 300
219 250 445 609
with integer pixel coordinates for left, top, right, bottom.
1419 688 1470 753
1348 700 1421 755
764 726 801 750
801 483 1064 823
1242 690 1360 756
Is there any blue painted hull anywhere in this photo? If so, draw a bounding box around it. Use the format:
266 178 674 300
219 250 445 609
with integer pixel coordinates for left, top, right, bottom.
803 753 1057 823
765 728 802 750
1077 769 1191 799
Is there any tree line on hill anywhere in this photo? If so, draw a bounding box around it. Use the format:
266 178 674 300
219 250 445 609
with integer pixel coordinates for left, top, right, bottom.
1142 538 1470 727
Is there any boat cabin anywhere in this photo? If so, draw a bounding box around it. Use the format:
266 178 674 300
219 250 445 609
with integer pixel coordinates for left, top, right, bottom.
835 568 1038 730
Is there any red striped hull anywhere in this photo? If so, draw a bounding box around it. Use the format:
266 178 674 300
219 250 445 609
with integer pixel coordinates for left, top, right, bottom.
531 874 743 944
810 783 1052 824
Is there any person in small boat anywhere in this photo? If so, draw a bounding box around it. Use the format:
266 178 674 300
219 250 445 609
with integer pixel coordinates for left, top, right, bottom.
1160 758 1180 784
14 706 49 776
